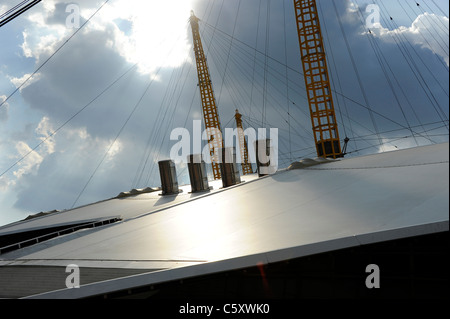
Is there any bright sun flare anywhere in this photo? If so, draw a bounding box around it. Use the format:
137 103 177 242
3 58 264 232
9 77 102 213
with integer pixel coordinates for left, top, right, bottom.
109 0 194 75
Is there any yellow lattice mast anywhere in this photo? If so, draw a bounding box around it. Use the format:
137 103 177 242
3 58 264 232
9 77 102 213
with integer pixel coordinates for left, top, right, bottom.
234 109 253 175
293 0 342 158
190 11 223 179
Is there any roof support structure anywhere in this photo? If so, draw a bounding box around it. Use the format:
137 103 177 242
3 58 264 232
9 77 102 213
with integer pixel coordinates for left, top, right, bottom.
235 109 253 175
190 11 223 180
293 0 342 158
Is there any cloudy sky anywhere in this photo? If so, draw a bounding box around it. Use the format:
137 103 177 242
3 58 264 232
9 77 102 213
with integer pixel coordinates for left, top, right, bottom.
0 0 448 226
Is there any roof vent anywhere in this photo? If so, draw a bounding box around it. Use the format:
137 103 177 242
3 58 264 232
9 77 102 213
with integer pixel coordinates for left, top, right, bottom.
187 154 210 193
158 160 179 195
255 139 276 177
116 187 160 198
288 157 335 170
219 147 241 188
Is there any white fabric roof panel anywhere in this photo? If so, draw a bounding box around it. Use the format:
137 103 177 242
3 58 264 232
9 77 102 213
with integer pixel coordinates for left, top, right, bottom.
0 143 448 298
0 175 258 236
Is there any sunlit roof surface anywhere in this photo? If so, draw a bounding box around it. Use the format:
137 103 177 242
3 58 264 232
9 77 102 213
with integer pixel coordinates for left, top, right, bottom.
0 142 448 298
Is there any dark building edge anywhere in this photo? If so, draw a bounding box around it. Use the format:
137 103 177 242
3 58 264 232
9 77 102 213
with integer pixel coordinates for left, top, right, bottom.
88 230 449 300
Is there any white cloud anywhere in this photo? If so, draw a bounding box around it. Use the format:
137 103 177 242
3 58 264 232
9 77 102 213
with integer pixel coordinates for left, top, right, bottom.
16 0 194 77
9 117 55 182
13 141 43 179
105 140 122 162
369 12 449 66
21 30 61 60
8 72 41 90
36 116 56 155
346 0 359 14
54 125 123 169
100 1 194 75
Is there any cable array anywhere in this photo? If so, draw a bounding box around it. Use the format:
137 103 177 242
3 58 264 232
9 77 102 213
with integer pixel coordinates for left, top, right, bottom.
1 0 448 209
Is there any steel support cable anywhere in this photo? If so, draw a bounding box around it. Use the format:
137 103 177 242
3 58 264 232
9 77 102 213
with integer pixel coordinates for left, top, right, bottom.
0 0 33 20
381 6 449 99
202 15 254 122
202 20 310 95
242 114 311 148
174 74 200 184
332 90 446 142
216 0 241 107
132 26 193 187
79 44 191 201
144 52 195 186
350 121 448 141
204 0 225 54
131 70 177 188
305 160 449 171
332 0 384 151
358 2 419 145
202 20 386 134
365 11 435 144
278 146 317 157
203 36 295 152
204 31 313 145
382 18 450 130
200 31 254 122
131 66 180 188
414 1 449 50
203 11 280 123
278 145 317 157
161 59 194 151
430 0 449 19
376 0 450 124
277 147 294 168
278 146 317 158
77 22 190 199
249 0 263 122
182 62 200 129
201 23 310 125
421 0 449 37
207 34 287 126
399 1 448 71
241 115 295 168
352 132 448 142
205 21 412 154
399 1 449 71
282 0 292 162
142 64 188 186
202 19 382 150
0 0 41 28
203 4 267 123
317 0 352 146
0 0 111 112
238 47 309 105
344 134 437 156
71 62 166 208
262 0 271 128
203 24 300 103
203 20 379 141
243 115 313 156
200 25 265 121
0 63 138 179
201 10 437 151
202 0 215 23
289 99 374 149
164 59 193 133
